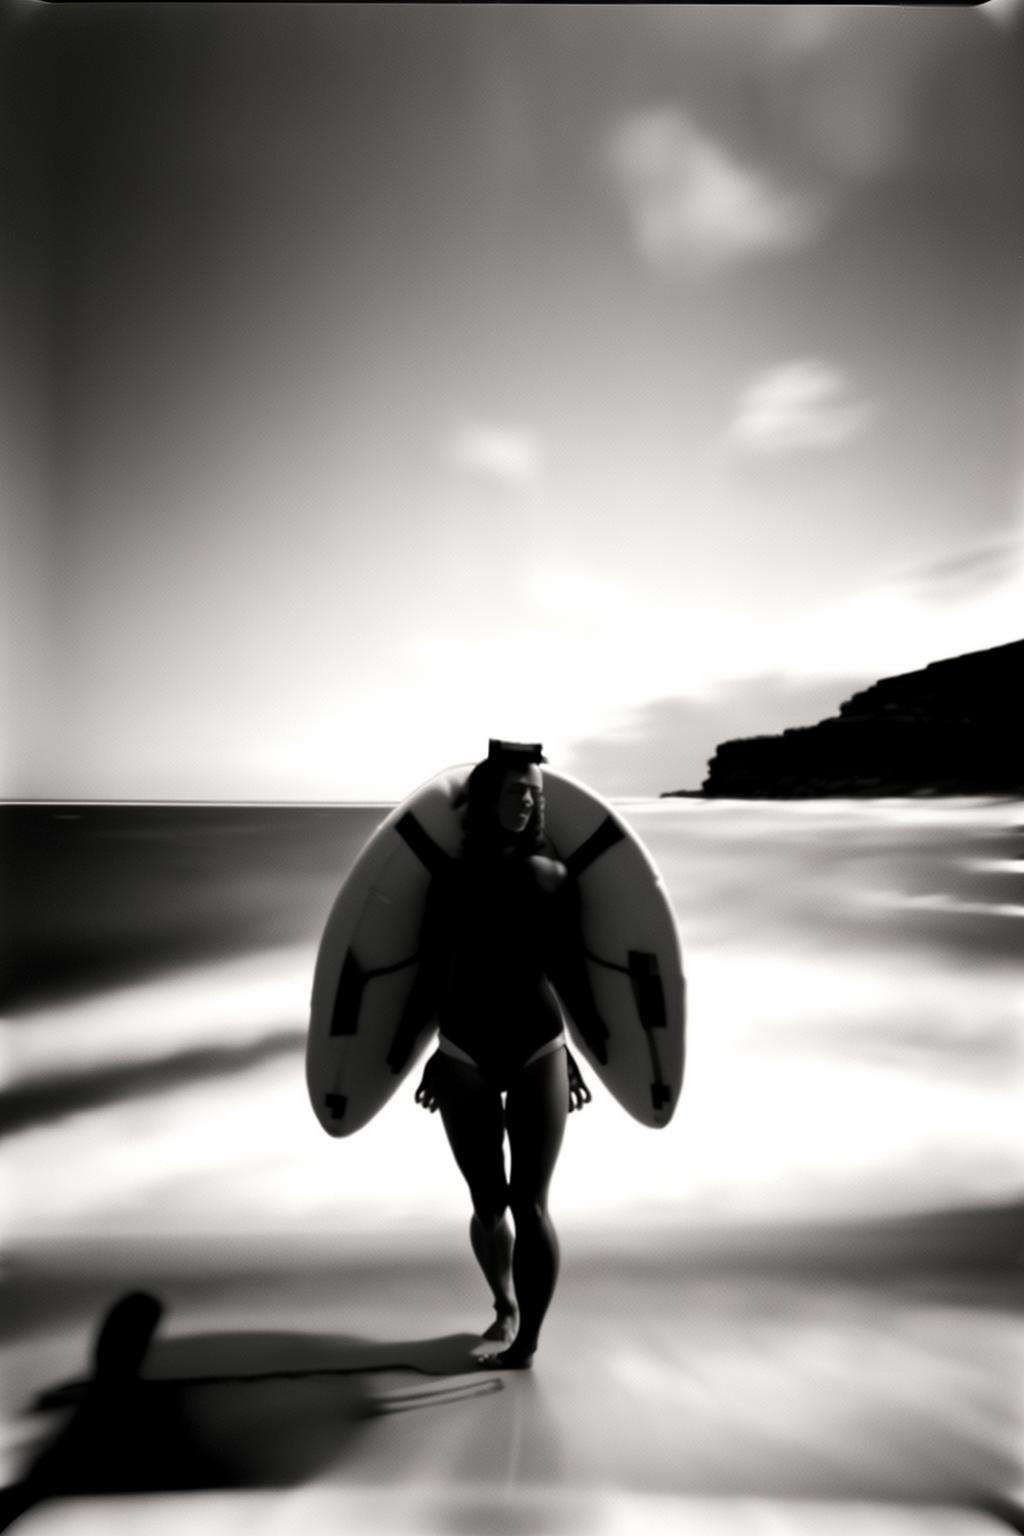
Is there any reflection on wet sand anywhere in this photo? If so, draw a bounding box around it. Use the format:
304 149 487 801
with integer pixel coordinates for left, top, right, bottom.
3 1249 1020 1534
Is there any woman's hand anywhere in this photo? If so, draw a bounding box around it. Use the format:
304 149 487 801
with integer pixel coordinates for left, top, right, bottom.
566 1049 592 1113
414 1050 447 1113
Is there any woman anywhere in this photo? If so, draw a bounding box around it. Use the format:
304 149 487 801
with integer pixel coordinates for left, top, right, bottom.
386 741 607 1369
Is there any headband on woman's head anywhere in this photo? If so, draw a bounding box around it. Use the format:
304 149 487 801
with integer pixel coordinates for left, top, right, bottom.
487 739 547 766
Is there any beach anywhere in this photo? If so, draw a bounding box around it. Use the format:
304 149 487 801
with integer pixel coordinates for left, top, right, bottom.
2 798 1022 1532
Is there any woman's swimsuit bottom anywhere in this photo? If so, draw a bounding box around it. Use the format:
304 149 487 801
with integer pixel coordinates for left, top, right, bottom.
437 1029 566 1089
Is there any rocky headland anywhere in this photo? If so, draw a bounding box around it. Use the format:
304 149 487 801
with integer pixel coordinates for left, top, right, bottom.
669 638 1023 799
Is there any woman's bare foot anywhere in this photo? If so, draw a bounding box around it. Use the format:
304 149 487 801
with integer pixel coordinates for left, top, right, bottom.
475 1340 536 1370
479 1309 518 1345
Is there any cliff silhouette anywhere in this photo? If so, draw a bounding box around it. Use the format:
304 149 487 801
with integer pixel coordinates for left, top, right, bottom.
686 639 1023 799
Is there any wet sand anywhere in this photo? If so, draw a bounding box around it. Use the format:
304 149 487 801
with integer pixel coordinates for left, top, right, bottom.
3 1236 1021 1535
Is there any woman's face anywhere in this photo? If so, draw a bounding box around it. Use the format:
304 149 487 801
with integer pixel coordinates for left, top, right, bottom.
496 765 542 835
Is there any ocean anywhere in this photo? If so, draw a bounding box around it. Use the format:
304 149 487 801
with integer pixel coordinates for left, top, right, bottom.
3 796 1021 1244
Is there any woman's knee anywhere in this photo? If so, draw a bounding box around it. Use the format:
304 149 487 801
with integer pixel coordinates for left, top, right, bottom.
509 1191 549 1228
471 1184 510 1228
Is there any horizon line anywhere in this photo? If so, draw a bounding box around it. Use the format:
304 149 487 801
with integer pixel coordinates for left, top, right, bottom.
1 794 675 809
1 798 397 808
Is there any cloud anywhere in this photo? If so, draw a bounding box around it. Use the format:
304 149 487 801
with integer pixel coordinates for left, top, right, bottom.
727 359 875 455
444 423 543 489
605 107 827 272
899 540 1024 606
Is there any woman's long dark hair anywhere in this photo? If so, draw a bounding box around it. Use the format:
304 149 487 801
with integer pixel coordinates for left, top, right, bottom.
458 756 548 858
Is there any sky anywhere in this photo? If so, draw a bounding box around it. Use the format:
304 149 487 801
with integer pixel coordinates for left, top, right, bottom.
2 1 1023 800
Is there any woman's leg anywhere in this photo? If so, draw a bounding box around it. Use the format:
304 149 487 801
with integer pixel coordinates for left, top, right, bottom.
437 1056 517 1335
487 1045 569 1367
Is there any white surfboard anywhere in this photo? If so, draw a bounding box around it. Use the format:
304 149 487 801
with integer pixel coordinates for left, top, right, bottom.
306 764 685 1136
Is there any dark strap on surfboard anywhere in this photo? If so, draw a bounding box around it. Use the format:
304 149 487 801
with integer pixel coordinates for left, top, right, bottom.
584 947 673 1115
323 946 422 1119
395 812 449 875
564 815 625 879
627 950 672 1113
329 949 420 1036
323 808 446 1123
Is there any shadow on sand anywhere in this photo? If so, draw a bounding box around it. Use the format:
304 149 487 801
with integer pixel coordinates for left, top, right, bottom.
0 1291 500 1531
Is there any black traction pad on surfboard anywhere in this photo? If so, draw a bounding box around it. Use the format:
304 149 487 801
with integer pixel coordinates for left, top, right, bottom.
330 949 420 1036
324 1092 348 1121
628 950 671 1112
627 949 667 1030
585 946 673 1115
395 812 450 875
564 815 625 880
